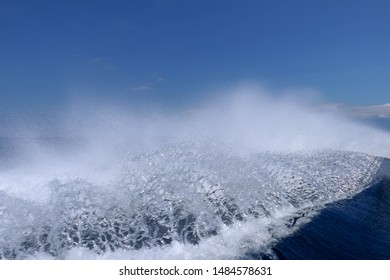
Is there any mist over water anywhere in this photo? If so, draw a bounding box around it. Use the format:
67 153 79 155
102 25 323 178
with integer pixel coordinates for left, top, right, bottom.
1 86 390 259
5 86 390 155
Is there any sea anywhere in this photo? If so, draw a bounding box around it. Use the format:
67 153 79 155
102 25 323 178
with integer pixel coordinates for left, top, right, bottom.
0 94 389 260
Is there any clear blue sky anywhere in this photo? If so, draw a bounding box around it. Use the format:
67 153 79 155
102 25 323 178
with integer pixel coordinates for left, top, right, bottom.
1 0 389 112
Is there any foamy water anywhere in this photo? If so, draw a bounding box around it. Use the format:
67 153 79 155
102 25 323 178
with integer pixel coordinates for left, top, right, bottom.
1 87 390 259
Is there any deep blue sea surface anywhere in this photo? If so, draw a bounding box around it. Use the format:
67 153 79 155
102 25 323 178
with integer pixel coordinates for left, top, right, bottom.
261 180 390 259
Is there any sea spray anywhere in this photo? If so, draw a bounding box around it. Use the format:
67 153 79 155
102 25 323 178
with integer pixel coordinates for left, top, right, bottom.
1 86 390 259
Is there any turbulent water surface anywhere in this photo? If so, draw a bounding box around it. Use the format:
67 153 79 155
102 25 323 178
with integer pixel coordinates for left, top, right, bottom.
1 92 390 260
1 139 389 260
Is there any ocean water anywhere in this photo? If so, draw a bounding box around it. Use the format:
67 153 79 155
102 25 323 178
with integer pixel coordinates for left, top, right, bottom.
268 179 390 259
0 90 390 260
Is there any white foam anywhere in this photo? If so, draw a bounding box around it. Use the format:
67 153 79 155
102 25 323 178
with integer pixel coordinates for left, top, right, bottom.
0 85 389 259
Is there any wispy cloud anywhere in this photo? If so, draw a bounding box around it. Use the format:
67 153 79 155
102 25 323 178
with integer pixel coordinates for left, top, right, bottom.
319 103 390 118
346 104 390 118
130 74 165 92
89 57 116 70
131 86 152 92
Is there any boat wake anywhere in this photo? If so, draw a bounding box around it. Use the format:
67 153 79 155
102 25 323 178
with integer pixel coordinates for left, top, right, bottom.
1 141 389 259
1 89 390 259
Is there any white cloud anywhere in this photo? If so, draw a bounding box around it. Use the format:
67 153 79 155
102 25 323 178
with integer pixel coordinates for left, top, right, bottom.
130 74 164 92
89 57 116 70
131 86 152 91
346 104 390 118
318 103 390 118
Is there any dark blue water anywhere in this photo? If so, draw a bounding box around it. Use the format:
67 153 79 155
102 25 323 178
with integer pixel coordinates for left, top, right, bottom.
265 180 390 259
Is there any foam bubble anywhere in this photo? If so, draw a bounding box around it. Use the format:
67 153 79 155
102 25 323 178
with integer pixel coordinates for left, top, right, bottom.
1 85 390 259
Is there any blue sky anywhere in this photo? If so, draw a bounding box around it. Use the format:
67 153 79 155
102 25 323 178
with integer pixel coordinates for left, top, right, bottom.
1 0 389 113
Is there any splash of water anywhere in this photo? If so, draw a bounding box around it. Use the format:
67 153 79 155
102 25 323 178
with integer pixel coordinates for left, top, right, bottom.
0 86 390 259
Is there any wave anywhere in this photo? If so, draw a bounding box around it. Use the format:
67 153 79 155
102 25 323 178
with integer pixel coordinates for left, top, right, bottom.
1 88 390 259
268 179 390 259
1 140 389 259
